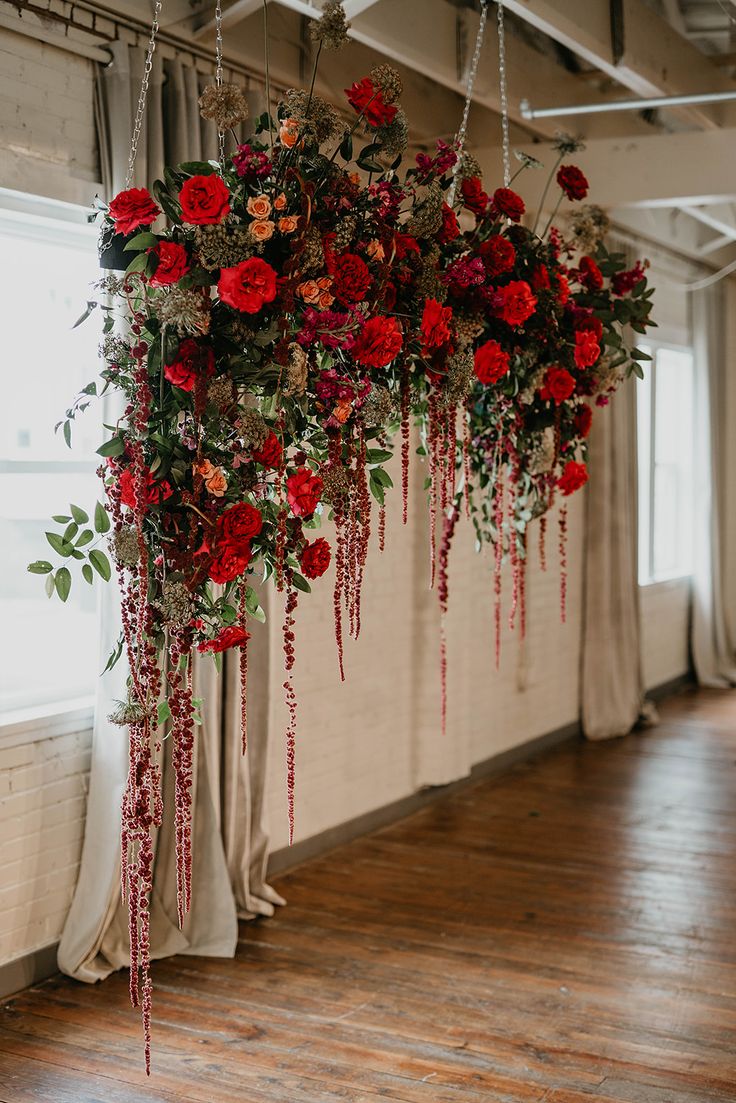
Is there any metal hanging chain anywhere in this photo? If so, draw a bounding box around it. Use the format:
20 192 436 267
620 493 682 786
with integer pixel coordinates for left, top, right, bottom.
215 0 226 167
447 0 489 206
497 0 511 186
125 0 165 189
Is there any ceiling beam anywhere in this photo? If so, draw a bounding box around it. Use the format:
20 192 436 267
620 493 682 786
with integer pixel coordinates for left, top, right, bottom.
501 0 736 130
679 204 736 242
342 0 381 15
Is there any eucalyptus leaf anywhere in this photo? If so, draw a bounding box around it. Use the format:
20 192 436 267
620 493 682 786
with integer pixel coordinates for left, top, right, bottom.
89 549 112 581
94 501 111 533
55 567 72 602
28 560 53 575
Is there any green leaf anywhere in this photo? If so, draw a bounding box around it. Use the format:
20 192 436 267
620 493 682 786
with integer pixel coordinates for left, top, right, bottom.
55 567 72 602
89 549 112 581
245 586 266 623
63 421 72 449
82 563 94 585
366 448 393 464
75 529 94 547
632 361 645 380
371 467 393 488
28 560 53 575
369 476 385 507
221 604 238 625
339 133 353 161
157 700 172 726
102 633 124 674
72 301 98 329
94 501 111 533
97 436 125 458
291 573 312 594
125 251 149 276
63 522 79 543
178 160 217 176
70 503 89 524
45 572 56 599
45 532 73 557
124 231 159 252
52 514 71 524
630 347 653 361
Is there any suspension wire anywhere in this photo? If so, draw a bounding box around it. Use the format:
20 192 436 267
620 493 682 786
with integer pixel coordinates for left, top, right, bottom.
215 0 225 167
125 0 164 189
447 0 489 206
496 0 511 186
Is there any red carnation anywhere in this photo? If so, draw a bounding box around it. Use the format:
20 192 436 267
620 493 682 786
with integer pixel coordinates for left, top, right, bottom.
331 253 373 304
208 543 251 584
494 280 537 327
107 187 160 237
558 460 589 496
460 176 489 217
198 625 250 653
474 340 510 386
574 404 593 438
438 203 460 244
540 365 576 406
420 297 453 354
556 272 571 305
352 316 403 369
612 260 647 296
179 174 231 225
492 187 525 223
393 233 420 260
300 537 332 580
574 329 601 369
216 502 263 545
479 235 516 276
218 257 278 314
118 467 173 510
164 338 215 392
149 241 189 287
252 431 283 468
557 165 589 202
345 77 397 127
287 467 323 518
531 264 551 292
578 255 604 291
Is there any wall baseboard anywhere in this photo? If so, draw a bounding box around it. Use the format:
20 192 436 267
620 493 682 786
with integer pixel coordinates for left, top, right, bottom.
0 942 58 1002
647 672 693 703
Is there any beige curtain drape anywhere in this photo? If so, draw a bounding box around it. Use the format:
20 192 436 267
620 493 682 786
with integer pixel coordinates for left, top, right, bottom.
58 45 282 984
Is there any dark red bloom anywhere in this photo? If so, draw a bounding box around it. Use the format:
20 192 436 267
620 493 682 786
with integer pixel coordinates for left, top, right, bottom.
300 537 332 579
557 165 589 202
460 176 489 216
575 313 603 341
393 233 420 260
108 188 160 236
558 460 589 496
218 257 278 313
437 203 460 244
208 543 251 584
420 298 453 354
479 235 516 277
198 625 250 652
331 253 373 304
612 260 648 296
494 280 537 326
118 467 173 510
216 502 263 545
540 365 576 406
345 77 397 126
164 339 215 392
574 404 593 438
578 255 604 291
556 272 571 305
352 316 403 369
574 329 601 369
492 187 525 223
531 264 551 292
179 174 231 224
287 467 323 518
252 431 283 468
149 241 190 287
474 340 510 385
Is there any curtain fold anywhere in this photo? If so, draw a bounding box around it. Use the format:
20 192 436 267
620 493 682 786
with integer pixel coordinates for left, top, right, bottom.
691 283 736 686
58 46 281 985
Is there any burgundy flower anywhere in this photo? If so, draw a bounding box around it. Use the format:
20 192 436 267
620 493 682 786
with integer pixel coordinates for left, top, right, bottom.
493 281 537 326
287 467 323 518
474 340 510 385
460 176 489 216
149 241 190 287
352 316 403 369
108 188 160 236
218 258 278 314
345 77 397 126
557 165 589 202
479 235 516 277
252 431 283 468
216 502 263 545
420 298 453 354
198 625 250 653
492 187 525 223
539 365 576 406
179 174 230 225
331 253 373 304
300 538 332 579
164 339 215 392
558 460 588 496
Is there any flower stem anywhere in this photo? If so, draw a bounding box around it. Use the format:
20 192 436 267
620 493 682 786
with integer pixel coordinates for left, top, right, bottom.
262 0 274 150
533 151 564 236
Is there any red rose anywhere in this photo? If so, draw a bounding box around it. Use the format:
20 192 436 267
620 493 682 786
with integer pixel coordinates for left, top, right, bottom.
531 264 551 292
479 235 516 276
331 253 372 304
420 297 453 354
557 165 589 202
558 460 588 496
300 537 332 580
287 467 323 518
494 280 537 327
352 316 403 369
149 241 190 287
252 431 283 468
556 273 571 305
437 203 460 244
540 365 576 406
460 176 489 217
345 77 397 127
107 188 160 236
198 625 250 653
216 502 263 545
218 257 278 314
574 404 593 438
164 338 215 392
474 340 510 386
574 329 601 369
393 233 420 260
578 255 603 291
208 542 251 584
118 467 173 510
179 174 231 225
492 187 525 223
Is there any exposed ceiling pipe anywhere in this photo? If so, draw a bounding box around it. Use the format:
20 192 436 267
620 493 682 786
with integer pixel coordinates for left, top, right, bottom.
521 87 736 119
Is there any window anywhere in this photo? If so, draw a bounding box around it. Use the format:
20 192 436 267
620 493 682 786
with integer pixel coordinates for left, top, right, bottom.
0 192 101 716
636 342 695 585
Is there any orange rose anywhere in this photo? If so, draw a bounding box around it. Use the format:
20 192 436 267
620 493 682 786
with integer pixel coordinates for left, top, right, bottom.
297 280 321 304
250 219 275 242
273 192 287 211
278 215 299 234
279 118 299 148
246 194 272 220
318 290 335 309
349 172 361 186
333 399 353 424
196 459 228 497
366 238 385 261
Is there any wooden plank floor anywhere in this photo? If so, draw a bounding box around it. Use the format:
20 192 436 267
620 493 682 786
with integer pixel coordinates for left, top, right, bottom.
2 687 736 1102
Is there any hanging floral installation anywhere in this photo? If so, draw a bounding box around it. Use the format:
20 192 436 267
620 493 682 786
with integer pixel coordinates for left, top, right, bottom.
28 0 656 1071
